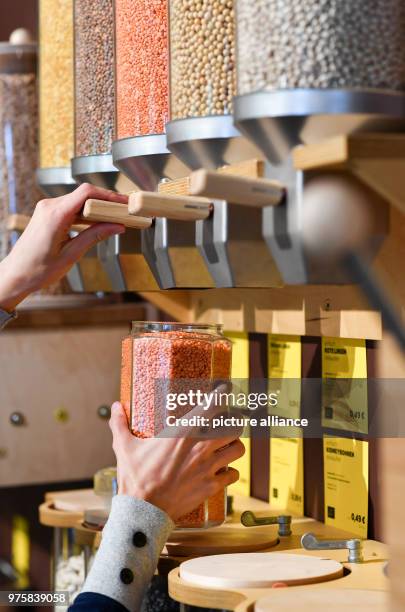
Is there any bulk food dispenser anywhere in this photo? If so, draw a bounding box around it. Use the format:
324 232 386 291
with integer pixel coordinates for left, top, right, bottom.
122 0 285 289
103 0 191 291
37 0 76 197
232 0 405 285
0 30 41 262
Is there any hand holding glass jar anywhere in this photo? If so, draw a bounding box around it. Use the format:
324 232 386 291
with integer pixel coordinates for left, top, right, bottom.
109 400 244 523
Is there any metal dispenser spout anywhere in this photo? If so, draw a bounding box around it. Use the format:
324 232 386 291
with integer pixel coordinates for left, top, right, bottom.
234 89 405 165
36 167 77 198
112 134 190 192
71 154 121 191
166 115 262 171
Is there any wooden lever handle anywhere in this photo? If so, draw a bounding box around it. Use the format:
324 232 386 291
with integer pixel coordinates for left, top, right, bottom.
128 192 212 221
189 169 285 207
82 199 152 229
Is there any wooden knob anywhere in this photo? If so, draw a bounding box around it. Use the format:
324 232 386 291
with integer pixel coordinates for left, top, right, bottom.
129 192 212 221
82 199 152 229
189 169 285 207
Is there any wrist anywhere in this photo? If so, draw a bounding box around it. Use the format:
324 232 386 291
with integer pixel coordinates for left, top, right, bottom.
0 260 27 312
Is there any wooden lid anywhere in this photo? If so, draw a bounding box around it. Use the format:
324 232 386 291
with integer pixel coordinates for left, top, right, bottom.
179 553 343 589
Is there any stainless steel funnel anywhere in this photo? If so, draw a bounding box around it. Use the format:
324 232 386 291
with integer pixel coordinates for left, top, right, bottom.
36 167 77 197
234 89 405 164
112 134 189 191
166 115 262 170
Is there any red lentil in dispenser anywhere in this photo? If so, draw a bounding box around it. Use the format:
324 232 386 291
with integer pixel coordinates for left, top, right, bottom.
121 322 232 529
114 0 169 139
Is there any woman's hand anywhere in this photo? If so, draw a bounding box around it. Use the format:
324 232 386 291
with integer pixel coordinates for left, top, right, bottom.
109 401 245 521
0 183 127 312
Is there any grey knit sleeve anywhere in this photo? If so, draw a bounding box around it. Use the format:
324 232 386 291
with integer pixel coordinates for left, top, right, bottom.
80 495 174 612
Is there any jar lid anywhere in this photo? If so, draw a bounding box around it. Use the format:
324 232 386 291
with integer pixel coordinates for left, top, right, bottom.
131 321 224 335
0 29 37 74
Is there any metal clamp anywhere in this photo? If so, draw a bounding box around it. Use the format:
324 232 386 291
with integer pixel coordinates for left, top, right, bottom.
241 511 292 536
301 532 364 563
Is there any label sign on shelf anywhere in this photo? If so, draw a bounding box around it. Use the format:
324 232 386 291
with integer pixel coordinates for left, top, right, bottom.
225 331 250 497
322 337 368 434
323 436 369 538
268 334 303 515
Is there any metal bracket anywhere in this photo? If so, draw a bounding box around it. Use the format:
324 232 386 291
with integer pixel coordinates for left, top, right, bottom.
97 235 127 292
241 511 292 536
141 219 176 289
301 532 364 563
196 199 234 287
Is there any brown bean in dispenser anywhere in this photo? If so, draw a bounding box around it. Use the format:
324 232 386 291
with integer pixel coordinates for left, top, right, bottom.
74 0 115 157
0 31 40 260
169 0 236 120
121 322 232 529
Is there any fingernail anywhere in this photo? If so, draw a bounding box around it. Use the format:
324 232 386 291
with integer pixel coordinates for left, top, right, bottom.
112 401 122 411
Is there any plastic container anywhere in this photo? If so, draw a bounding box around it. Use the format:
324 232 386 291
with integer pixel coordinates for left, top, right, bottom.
0 31 40 260
39 0 74 169
169 0 236 120
114 0 169 139
235 0 405 95
74 0 115 157
121 322 232 529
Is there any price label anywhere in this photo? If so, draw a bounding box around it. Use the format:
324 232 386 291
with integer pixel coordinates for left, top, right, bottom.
322 338 368 434
323 436 368 538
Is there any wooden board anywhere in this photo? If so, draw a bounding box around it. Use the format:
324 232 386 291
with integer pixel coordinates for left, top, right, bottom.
45 489 102 513
254 588 388 611
0 327 124 486
166 527 278 557
179 553 343 589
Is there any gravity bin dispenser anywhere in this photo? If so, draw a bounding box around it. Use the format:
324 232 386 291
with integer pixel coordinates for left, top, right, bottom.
71 0 151 292
229 0 405 284
104 0 191 291
132 0 283 289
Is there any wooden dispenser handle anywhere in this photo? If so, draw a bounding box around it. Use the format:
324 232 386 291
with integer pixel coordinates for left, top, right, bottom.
189 169 285 207
128 192 212 221
7 214 89 234
82 199 152 229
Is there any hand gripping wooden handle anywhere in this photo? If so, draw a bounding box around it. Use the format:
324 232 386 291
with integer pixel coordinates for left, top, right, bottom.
82 199 152 229
129 192 212 221
189 169 285 207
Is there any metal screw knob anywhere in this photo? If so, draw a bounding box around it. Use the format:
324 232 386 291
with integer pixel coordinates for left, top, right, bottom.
9 412 25 426
241 511 292 536
301 532 364 563
97 405 111 420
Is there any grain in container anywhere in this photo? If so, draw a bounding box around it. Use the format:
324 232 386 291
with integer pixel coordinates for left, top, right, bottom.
0 30 40 261
37 0 76 196
233 0 405 162
120 322 232 529
112 0 188 191
166 0 259 171
72 0 122 189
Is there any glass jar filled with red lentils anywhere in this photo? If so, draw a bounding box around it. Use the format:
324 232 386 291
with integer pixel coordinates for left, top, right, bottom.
121 322 232 529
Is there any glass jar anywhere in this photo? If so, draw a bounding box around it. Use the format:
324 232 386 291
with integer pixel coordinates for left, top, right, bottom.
235 0 405 95
169 0 236 120
74 0 115 157
39 0 74 169
121 322 232 529
0 33 40 260
114 0 169 139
